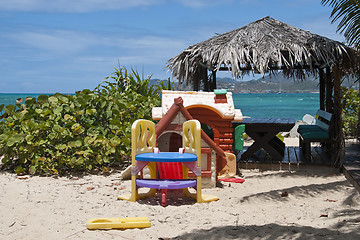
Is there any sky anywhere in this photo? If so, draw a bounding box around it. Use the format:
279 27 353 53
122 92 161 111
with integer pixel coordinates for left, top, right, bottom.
0 0 345 93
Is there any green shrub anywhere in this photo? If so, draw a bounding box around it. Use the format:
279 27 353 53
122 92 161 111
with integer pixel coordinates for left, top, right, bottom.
342 86 360 138
0 66 172 175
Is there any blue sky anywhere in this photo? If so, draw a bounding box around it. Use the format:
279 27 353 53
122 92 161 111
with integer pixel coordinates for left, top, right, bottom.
0 0 344 93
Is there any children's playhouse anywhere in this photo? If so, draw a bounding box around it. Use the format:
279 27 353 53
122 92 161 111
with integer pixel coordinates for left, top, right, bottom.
152 90 243 187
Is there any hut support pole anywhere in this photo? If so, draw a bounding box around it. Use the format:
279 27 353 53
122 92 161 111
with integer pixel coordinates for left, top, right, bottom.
193 77 200 91
203 71 209 92
325 67 334 113
332 65 344 167
212 71 217 91
358 77 360 141
319 68 325 111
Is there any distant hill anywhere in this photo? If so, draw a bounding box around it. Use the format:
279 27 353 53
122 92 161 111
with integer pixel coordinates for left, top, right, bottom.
152 74 358 93
216 74 319 93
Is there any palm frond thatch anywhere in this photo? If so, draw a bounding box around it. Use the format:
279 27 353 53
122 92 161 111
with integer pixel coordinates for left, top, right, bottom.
167 16 358 86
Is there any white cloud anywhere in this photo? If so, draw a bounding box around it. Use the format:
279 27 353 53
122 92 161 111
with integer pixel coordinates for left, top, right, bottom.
0 0 164 12
115 35 186 52
8 30 98 53
7 27 187 61
174 0 234 8
0 0 240 12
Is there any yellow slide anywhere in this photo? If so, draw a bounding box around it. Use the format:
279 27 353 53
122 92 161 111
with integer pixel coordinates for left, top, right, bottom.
86 217 151 230
218 152 237 178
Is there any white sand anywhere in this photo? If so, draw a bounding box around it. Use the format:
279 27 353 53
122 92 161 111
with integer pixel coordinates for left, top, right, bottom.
1 166 359 240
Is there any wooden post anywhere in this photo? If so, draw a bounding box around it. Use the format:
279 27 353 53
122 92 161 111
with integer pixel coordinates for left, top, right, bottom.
325 67 334 113
357 74 360 142
319 68 325 110
203 68 209 92
358 76 360 141
332 65 344 167
212 70 217 90
193 76 200 91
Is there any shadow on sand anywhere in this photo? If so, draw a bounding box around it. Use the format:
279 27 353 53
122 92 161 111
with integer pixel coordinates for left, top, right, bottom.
168 223 360 240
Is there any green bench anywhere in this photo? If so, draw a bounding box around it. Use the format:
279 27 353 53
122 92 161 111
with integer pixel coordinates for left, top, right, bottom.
233 124 245 152
297 110 333 162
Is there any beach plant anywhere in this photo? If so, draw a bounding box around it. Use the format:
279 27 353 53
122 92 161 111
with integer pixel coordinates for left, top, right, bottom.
101 65 157 96
154 77 175 93
0 66 163 175
342 86 360 137
322 0 360 48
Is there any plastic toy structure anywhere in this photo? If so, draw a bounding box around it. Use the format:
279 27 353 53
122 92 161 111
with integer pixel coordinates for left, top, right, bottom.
118 119 218 206
152 91 243 186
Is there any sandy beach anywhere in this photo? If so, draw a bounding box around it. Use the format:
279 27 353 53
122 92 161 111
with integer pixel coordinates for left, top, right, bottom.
1 163 359 240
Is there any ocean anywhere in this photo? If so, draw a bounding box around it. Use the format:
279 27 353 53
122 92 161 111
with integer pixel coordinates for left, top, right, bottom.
0 93 48 107
0 92 319 121
233 93 319 120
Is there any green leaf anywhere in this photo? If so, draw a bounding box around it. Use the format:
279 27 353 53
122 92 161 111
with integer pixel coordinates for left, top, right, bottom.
7 134 25 146
53 124 63 133
42 109 52 116
48 96 58 104
29 165 37 174
25 135 34 142
4 104 16 114
75 140 82 147
38 124 48 130
86 109 96 115
71 123 83 134
64 114 73 121
56 144 67 151
54 106 63 115
48 133 57 140
38 139 47 146
37 95 49 103
106 110 113 118
63 104 70 112
15 166 25 175
69 140 82 148
0 134 8 142
322 0 360 47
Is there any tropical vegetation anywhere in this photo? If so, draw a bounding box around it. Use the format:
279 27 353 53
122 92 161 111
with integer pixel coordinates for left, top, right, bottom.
342 86 360 137
0 66 174 175
322 0 360 48
322 0 360 139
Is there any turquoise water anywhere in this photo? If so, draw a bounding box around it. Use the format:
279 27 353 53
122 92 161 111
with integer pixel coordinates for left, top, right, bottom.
233 93 319 120
1 93 319 121
0 93 47 107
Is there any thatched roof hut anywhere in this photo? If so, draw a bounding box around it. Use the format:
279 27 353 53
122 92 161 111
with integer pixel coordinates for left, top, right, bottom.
167 16 360 167
167 16 358 91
